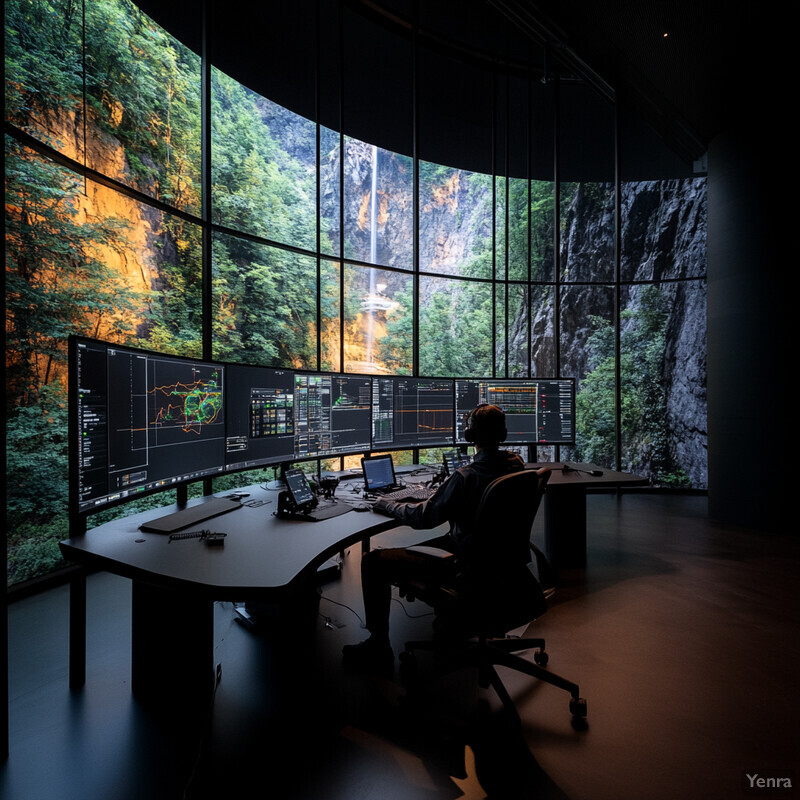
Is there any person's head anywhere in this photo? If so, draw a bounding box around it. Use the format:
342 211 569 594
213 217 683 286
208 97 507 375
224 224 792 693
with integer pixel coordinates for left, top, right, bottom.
463 404 507 448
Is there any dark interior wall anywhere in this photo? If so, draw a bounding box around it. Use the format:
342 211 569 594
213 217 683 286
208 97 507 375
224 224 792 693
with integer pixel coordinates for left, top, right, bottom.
706 118 788 531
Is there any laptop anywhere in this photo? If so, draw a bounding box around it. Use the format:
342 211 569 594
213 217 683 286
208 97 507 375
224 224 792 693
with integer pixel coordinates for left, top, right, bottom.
361 454 404 494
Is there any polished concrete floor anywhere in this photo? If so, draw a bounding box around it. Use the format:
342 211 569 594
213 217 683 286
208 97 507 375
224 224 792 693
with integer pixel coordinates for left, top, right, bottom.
3 492 799 800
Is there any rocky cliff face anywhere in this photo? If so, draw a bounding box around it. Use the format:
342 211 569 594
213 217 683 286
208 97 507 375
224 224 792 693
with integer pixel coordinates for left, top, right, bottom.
329 140 707 485
550 178 708 485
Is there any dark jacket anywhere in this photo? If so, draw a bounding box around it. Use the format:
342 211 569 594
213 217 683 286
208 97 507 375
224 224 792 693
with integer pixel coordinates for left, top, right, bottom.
378 447 524 559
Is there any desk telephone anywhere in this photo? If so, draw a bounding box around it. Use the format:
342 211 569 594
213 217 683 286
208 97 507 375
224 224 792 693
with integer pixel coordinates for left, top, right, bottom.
275 468 352 521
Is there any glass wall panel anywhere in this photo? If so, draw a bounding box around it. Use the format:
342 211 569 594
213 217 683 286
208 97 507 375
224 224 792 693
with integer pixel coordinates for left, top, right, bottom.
5 138 203 584
5 0 84 158
320 126 341 257
530 180 555 282
419 276 493 377
495 284 507 374
212 233 317 369
508 177 529 281
620 178 707 282
85 0 201 213
342 138 413 269
529 283 557 377
559 180 615 283
506 283 530 377
212 67 316 250
495 176 507 281
343 264 412 374
558 284 617 468
321 259 341 372
418 161 493 278
619 280 707 488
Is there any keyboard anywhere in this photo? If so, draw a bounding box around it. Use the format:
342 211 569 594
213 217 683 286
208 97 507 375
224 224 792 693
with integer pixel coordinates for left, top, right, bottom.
378 485 435 503
139 496 242 533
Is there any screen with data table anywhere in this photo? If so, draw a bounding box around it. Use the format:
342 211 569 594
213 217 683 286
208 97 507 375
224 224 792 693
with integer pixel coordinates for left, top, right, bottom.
455 378 575 445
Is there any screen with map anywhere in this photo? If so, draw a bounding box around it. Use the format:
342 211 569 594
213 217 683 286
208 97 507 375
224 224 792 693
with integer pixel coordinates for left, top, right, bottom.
71 337 226 515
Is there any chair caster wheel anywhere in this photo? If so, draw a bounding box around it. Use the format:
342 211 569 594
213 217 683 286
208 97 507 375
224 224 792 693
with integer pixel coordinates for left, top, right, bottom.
569 697 587 727
534 649 549 666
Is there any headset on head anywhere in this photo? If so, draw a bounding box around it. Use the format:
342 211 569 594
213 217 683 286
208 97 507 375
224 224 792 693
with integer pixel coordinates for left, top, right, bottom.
463 403 507 444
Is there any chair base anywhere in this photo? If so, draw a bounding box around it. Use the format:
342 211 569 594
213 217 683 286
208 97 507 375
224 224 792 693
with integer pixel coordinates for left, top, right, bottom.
399 634 587 727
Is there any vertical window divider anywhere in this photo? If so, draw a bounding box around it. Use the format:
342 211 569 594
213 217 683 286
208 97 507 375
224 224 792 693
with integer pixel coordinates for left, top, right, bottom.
527 47 533 379
552 64 562 462
613 97 622 471
337 0 346 374
315 0 322 373
201 0 213 496
504 56 510 379
412 0 420 379
491 70 497 379
81 0 88 196
201 0 212 363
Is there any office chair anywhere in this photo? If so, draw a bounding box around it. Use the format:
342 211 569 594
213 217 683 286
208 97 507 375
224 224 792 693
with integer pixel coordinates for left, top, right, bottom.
397 468 587 727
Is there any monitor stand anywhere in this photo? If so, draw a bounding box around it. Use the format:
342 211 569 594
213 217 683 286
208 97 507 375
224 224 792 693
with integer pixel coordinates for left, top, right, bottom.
265 462 289 491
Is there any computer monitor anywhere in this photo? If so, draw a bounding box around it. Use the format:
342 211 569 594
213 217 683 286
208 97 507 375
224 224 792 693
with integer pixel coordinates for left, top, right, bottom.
455 378 575 445
371 376 455 450
293 371 372 459
224 363 295 472
70 336 227 517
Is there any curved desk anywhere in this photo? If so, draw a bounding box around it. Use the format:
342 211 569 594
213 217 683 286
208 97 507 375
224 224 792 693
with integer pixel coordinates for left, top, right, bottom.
60 484 403 706
528 462 649 569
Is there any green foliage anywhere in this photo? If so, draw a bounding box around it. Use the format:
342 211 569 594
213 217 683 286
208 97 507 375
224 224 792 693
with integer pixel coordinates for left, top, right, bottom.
6 382 69 522
573 285 692 486
83 0 202 212
4 0 84 139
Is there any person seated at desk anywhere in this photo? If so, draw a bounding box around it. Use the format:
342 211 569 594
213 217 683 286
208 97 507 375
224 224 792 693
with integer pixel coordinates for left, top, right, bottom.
342 403 524 671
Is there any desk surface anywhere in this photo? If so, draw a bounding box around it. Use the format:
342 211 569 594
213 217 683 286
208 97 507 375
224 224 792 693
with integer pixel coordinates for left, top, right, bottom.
527 462 649 489
61 463 646 595
60 484 405 599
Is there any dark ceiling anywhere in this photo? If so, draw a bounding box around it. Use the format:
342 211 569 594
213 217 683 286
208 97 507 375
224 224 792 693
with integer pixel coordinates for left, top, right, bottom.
136 0 766 177
507 0 764 164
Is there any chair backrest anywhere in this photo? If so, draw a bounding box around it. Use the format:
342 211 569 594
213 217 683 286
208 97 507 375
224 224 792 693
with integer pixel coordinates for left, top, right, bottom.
471 467 551 570
460 467 551 632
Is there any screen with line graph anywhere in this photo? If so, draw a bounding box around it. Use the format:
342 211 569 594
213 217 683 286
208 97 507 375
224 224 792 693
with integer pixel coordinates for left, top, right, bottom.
455 378 575 445
371 376 455 449
72 337 226 515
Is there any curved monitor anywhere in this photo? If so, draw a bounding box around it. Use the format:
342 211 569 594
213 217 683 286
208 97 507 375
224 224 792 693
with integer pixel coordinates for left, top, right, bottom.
455 378 575 445
293 371 372 458
70 336 576 520
70 336 227 517
224 362 296 472
371 376 455 450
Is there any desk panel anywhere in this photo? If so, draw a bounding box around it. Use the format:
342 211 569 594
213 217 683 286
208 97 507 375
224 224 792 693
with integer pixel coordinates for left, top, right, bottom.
527 462 648 568
60 484 404 704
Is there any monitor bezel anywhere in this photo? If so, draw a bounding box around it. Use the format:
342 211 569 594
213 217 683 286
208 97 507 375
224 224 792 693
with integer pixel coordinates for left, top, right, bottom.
370 374 457 452
69 335 229 522
69 336 577 523
454 376 577 447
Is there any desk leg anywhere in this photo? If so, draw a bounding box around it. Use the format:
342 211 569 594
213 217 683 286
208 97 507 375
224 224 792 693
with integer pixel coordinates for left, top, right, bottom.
69 571 86 689
131 582 215 709
543 487 588 569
